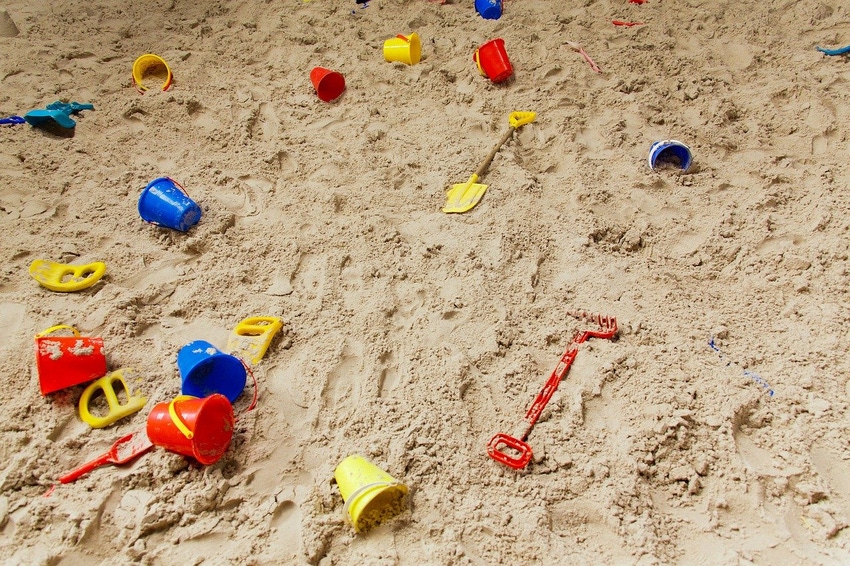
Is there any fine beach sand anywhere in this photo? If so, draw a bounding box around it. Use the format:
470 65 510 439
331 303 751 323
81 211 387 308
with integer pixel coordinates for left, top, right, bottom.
1 0 850 564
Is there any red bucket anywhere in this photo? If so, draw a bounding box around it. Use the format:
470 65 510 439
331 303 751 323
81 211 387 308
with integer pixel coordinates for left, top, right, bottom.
34 325 107 395
146 394 234 465
310 67 345 102
473 38 513 83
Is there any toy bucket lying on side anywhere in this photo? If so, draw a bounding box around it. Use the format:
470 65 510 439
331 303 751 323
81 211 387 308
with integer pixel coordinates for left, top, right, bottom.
132 53 173 93
475 0 502 19
138 177 202 232
474 38 513 83
310 67 346 102
334 454 408 532
178 340 247 403
648 140 693 171
34 325 107 395
383 33 421 65
146 394 234 465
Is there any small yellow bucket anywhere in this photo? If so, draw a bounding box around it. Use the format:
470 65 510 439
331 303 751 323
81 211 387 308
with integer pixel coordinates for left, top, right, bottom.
132 54 173 93
383 33 421 65
334 454 408 532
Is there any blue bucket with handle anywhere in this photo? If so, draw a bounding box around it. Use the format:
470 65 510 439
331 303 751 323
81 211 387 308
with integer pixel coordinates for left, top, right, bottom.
177 340 247 403
475 0 502 19
138 177 202 232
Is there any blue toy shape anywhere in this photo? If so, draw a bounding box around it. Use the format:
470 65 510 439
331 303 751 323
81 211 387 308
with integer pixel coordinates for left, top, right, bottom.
24 101 94 129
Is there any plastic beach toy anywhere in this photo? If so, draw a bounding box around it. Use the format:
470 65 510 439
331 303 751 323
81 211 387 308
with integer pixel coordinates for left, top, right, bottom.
648 140 693 171
383 33 421 65
132 54 173 93
58 430 154 484
23 101 94 129
310 67 346 102
29 259 106 292
334 454 408 532
178 340 247 403
488 311 617 469
34 325 107 395
146 394 234 465
475 0 502 19
443 111 536 214
0 115 24 125
816 44 850 56
79 369 147 429
225 316 283 365
138 177 202 232
474 38 513 83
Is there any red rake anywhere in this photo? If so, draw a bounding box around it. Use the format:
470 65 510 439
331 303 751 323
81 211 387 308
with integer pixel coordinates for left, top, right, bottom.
487 311 617 469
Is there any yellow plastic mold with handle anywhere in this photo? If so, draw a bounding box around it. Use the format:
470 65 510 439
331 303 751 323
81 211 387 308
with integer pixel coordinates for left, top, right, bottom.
225 316 283 365
79 369 147 429
29 259 106 292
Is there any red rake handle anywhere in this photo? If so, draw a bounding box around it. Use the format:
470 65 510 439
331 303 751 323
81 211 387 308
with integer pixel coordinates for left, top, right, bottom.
488 312 617 469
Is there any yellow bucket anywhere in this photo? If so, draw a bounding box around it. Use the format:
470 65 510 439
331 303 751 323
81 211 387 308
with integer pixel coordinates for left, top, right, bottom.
383 33 421 65
132 54 173 92
334 454 408 532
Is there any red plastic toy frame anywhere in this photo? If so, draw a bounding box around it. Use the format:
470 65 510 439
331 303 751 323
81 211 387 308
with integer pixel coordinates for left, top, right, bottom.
487 311 617 469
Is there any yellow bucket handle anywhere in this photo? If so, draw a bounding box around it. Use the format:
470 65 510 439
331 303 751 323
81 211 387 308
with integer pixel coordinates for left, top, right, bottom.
35 325 80 338
168 395 198 439
474 50 486 76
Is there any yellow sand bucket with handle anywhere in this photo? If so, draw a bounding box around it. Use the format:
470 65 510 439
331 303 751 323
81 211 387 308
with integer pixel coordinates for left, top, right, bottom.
334 454 408 532
132 54 173 93
383 33 421 65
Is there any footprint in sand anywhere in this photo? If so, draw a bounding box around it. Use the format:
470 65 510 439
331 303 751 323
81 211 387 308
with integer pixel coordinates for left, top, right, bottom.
310 342 366 434
246 101 281 143
268 499 301 560
216 174 273 224
377 350 400 399
0 302 25 352
809 444 850 522
291 253 326 305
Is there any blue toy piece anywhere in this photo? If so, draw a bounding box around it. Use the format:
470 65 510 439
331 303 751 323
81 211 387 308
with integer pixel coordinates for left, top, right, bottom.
816 44 850 56
23 101 94 129
0 115 25 125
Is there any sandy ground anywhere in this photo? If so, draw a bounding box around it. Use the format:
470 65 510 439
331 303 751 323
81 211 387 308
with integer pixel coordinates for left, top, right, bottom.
1 0 850 564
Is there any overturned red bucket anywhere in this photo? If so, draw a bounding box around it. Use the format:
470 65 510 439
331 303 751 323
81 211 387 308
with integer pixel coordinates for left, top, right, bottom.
146 394 234 465
34 325 107 395
310 67 345 102
473 38 513 83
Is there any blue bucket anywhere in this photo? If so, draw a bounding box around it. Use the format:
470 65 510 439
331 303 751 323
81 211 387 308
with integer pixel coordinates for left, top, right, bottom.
475 0 502 20
648 140 693 172
138 177 202 232
177 340 247 403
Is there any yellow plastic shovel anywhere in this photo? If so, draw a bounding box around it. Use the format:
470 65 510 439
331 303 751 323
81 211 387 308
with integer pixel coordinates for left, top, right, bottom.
442 111 536 214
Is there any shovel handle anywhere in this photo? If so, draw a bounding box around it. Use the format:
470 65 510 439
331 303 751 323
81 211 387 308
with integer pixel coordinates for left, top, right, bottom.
474 127 516 178
473 112 536 179
487 433 533 469
58 433 134 483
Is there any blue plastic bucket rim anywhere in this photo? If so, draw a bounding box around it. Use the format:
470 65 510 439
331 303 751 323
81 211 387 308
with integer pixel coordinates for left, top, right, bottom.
648 140 692 171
